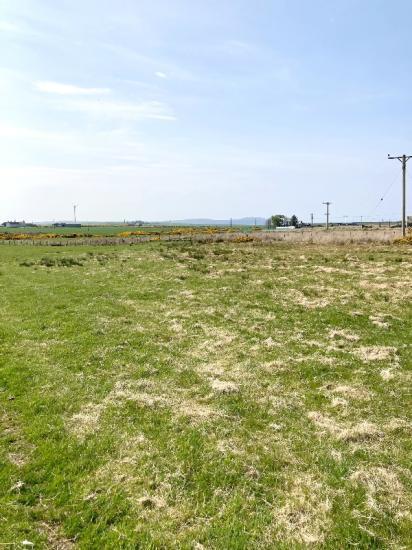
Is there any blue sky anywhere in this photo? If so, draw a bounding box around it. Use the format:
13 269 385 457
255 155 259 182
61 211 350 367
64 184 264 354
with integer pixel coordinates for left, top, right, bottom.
1 0 412 222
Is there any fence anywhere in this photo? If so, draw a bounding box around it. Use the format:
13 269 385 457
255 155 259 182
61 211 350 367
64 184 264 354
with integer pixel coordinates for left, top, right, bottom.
0 227 404 247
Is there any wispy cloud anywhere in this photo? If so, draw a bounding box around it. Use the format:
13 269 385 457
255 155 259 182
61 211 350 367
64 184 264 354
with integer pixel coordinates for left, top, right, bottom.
0 122 66 141
0 20 21 33
35 81 111 95
218 39 260 56
155 71 167 79
57 98 176 121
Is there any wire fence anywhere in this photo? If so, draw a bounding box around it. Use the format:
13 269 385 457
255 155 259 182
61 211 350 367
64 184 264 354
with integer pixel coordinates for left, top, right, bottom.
0 227 403 247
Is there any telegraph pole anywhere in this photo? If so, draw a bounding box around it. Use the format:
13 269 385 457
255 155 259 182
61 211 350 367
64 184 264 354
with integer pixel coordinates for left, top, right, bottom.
388 153 411 236
323 202 331 230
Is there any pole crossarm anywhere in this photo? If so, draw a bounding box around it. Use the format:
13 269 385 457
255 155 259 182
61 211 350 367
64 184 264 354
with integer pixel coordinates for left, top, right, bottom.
388 155 412 161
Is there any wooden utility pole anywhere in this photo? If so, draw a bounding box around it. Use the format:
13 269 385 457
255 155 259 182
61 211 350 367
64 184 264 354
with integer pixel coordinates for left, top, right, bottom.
322 202 331 230
388 153 411 236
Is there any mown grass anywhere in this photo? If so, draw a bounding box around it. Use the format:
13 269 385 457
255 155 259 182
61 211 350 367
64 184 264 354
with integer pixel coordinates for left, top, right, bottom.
0 241 411 548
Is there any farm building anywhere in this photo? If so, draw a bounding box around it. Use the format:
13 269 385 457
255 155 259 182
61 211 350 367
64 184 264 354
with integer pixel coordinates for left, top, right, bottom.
2 220 27 228
53 223 82 228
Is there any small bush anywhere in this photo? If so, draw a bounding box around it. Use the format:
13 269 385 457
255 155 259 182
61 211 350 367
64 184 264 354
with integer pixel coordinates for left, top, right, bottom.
20 260 35 267
58 257 84 267
40 257 56 267
39 256 84 268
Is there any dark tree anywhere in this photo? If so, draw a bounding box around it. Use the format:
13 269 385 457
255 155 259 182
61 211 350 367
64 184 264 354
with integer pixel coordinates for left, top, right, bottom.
290 214 298 227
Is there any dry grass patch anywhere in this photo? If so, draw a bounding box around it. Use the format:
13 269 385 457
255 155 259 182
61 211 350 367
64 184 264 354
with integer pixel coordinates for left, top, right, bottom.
353 346 397 363
323 384 372 401
68 379 220 440
307 412 384 443
271 474 332 545
329 328 360 342
68 402 105 440
39 522 75 549
209 378 239 394
350 466 411 519
287 289 330 309
369 315 390 329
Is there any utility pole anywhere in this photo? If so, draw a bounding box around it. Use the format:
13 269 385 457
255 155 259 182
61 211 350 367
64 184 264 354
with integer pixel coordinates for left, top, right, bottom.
388 153 411 236
310 213 314 227
322 202 331 230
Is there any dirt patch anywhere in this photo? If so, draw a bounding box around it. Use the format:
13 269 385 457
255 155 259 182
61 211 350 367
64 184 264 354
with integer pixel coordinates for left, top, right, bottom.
137 495 166 509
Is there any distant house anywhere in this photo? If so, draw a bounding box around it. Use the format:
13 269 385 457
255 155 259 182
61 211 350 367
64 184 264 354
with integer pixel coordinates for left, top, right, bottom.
53 223 81 228
2 220 26 228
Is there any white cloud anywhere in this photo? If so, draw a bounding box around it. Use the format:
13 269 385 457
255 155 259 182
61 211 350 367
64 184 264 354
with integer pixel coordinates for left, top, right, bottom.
35 81 111 95
58 98 176 121
155 71 167 79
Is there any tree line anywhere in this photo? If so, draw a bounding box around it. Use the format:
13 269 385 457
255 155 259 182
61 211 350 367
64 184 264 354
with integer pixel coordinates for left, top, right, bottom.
265 214 299 228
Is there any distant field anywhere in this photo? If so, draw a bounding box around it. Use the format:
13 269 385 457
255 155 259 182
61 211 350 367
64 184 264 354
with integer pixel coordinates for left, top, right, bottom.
0 225 257 237
0 240 411 547
0 225 183 236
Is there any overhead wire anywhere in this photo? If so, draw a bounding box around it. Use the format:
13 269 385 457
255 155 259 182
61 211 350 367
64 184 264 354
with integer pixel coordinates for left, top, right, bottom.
365 172 399 220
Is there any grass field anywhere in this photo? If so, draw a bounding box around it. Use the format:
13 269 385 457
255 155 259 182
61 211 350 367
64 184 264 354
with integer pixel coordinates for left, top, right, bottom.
0 225 255 239
0 240 411 548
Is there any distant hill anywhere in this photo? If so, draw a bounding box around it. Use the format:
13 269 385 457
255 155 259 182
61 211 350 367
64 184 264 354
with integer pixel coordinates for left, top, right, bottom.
154 217 266 226
36 217 267 227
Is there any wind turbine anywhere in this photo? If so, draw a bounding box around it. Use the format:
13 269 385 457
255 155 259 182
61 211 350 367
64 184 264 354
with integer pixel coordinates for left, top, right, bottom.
73 204 78 223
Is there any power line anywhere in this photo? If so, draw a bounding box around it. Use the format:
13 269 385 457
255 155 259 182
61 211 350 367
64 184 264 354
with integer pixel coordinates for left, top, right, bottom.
322 202 331 230
388 153 412 236
365 173 398 220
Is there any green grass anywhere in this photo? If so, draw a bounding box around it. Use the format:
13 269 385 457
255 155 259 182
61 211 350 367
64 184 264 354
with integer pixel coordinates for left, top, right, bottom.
0 224 257 237
0 241 411 548
1 224 128 235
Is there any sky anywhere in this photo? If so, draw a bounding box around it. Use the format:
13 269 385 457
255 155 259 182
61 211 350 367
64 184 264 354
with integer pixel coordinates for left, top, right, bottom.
1 0 412 223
